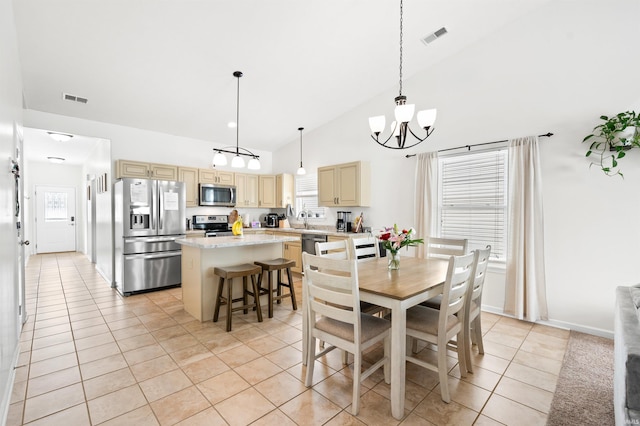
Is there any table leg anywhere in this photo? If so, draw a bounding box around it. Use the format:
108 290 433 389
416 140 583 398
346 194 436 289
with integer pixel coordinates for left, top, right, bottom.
390 303 406 420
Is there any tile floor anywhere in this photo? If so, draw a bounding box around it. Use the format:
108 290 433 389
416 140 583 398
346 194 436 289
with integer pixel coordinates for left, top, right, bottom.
7 252 569 425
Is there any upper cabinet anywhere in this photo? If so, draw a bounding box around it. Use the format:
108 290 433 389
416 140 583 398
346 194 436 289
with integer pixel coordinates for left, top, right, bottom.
259 175 276 208
116 160 178 180
199 169 234 185
318 161 370 207
178 167 199 207
235 173 259 208
276 173 294 208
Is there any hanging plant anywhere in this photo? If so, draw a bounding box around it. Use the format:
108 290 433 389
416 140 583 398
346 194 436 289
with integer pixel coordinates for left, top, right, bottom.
583 111 640 177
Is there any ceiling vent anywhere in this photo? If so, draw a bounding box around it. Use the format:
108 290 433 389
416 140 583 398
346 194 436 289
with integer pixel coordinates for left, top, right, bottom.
421 27 448 45
62 92 88 104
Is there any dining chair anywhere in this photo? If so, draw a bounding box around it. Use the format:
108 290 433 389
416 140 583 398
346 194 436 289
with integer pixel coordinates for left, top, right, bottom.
350 236 380 261
302 252 390 415
420 237 469 310
463 245 491 373
315 240 349 260
405 251 475 403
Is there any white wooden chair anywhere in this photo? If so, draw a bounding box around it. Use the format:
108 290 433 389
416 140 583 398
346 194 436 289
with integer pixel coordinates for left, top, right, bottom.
463 245 491 373
420 237 469 310
405 252 475 403
350 236 380 261
315 240 349 260
302 252 390 415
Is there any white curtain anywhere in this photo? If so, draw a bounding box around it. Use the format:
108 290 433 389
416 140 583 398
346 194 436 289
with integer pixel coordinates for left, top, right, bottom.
414 152 438 259
504 136 548 321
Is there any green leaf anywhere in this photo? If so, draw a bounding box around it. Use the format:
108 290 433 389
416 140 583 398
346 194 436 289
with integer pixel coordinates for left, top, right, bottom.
586 151 592 157
583 134 594 142
612 158 618 167
600 115 609 120
618 151 626 159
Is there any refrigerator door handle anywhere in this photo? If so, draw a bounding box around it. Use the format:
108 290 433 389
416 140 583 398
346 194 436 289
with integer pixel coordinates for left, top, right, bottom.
123 236 181 244
159 188 164 230
124 251 181 261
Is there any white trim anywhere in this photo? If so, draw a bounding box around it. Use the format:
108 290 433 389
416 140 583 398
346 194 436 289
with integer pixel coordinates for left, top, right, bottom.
0 344 20 426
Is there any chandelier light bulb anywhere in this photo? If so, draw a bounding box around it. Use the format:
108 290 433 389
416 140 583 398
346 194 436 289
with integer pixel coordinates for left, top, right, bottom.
231 155 245 168
417 109 437 128
212 152 228 166
247 157 261 170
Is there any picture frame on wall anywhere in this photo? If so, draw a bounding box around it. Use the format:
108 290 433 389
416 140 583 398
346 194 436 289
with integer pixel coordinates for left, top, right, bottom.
97 175 103 194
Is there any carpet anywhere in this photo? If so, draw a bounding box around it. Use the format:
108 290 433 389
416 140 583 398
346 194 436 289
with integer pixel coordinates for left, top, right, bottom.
546 330 614 426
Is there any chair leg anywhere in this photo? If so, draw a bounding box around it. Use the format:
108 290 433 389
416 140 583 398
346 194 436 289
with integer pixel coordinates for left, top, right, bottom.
456 331 467 378
251 273 263 323
242 276 249 315
473 316 484 354
225 278 233 332
276 269 282 304
267 271 274 318
286 267 297 310
305 336 316 387
352 351 362 415
438 337 450 403
213 276 225 323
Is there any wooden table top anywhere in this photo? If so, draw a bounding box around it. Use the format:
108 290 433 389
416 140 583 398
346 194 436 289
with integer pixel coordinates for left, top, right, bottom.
357 257 449 300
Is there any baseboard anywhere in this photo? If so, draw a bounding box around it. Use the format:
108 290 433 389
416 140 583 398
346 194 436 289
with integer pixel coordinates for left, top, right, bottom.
0 343 20 426
481 304 614 339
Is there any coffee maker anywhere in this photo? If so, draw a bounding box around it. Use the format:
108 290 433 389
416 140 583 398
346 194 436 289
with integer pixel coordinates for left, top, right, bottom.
336 211 352 232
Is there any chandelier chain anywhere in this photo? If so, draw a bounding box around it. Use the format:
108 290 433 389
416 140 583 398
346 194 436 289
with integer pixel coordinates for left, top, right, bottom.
399 0 403 97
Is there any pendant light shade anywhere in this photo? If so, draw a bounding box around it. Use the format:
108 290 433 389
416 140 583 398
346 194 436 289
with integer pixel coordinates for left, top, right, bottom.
212 152 227 166
297 127 306 175
247 157 261 170
231 155 245 168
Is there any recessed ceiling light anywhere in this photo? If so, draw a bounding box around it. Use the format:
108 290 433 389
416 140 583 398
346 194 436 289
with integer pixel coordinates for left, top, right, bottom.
421 27 448 45
47 131 73 142
47 157 66 164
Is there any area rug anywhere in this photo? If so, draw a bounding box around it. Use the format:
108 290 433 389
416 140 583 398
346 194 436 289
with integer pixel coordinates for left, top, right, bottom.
546 330 614 426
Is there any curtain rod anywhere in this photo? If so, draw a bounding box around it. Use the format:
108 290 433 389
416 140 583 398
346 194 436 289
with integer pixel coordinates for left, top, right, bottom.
404 132 554 158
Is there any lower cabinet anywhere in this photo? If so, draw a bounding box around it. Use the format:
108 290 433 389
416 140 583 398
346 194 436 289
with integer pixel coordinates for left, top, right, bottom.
284 237 302 274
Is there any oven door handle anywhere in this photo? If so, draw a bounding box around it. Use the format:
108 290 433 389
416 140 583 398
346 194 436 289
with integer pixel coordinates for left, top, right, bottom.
123 251 182 260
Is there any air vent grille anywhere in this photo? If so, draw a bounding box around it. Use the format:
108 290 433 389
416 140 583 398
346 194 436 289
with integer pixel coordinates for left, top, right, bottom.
62 92 88 104
422 27 448 45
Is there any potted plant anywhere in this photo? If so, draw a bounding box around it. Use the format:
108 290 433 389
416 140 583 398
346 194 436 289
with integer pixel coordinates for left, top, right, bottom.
584 111 640 177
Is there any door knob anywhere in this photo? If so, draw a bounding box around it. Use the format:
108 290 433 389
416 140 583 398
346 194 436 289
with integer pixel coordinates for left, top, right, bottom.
20 240 29 246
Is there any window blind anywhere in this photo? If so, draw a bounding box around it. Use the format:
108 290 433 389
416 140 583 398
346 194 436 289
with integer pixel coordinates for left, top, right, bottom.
295 174 324 217
438 149 507 260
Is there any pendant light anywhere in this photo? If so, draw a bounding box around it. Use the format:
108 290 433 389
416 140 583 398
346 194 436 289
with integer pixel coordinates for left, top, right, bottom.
297 127 306 175
211 71 261 170
369 0 437 150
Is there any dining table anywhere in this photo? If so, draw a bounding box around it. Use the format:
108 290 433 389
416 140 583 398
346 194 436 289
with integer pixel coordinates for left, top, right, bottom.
302 255 450 420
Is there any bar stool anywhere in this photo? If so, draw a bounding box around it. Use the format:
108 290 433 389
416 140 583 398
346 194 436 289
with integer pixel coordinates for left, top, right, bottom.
254 258 297 318
213 263 263 332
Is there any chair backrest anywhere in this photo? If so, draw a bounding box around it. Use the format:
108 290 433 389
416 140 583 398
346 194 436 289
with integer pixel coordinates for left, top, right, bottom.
302 252 361 341
426 237 468 260
316 240 350 260
440 252 475 329
466 245 491 317
350 236 380 261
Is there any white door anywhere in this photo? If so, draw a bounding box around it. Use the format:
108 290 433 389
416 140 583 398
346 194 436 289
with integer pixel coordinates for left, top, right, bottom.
14 123 28 324
36 185 77 253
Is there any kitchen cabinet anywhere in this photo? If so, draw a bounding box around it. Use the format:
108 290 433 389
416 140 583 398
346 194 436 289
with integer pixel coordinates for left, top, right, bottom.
235 173 259 208
178 167 199 207
199 169 234 185
116 160 178 180
259 175 276 208
276 173 294 208
282 233 302 273
318 161 371 207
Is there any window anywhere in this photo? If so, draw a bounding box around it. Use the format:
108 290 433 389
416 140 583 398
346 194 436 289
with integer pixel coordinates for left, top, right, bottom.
44 191 68 222
295 174 324 218
438 149 508 261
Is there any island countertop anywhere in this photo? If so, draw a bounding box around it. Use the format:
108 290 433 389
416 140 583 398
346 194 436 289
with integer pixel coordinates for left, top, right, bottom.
176 234 299 249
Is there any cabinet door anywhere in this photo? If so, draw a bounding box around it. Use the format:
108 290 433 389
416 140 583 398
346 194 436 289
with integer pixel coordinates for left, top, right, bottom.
150 163 178 180
178 167 199 207
246 174 259 207
276 174 294 208
283 235 302 273
198 169 217 184
259 175 276 208
117 160 149 179
336 162 359 206
217 171 235 185
317 166 337 206
235 173 247 207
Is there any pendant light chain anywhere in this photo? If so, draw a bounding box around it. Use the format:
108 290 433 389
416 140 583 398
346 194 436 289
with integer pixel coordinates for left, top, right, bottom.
236 72 240 155
398 0 403 97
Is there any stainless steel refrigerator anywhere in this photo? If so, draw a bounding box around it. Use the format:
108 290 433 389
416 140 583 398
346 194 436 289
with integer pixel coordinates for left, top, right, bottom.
113 178 186 296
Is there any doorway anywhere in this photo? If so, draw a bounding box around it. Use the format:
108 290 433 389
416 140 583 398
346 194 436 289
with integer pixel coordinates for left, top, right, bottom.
35 185 77 253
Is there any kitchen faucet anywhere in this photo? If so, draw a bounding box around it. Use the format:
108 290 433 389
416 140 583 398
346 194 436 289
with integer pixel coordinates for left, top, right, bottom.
297 205 310 229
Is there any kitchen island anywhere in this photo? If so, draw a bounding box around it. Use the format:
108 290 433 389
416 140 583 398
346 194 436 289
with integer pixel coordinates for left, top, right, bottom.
176 234 300 322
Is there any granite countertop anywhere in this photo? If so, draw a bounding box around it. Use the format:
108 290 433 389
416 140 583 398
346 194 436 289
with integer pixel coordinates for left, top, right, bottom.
176 233 300 249
243 227 367 237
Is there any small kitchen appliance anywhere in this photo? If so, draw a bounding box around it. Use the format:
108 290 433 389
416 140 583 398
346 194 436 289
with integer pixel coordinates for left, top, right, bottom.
192 215 233 237
336 211 352 232
265 213 279 228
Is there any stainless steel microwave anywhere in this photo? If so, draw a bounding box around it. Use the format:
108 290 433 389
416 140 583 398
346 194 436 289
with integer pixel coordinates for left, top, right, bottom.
199 184 236 207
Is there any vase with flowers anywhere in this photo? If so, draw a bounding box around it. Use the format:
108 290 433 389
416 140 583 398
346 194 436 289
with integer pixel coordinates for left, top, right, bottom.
378 224 424 270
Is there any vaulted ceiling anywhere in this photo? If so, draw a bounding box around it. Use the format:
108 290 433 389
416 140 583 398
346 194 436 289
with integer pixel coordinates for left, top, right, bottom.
14 0 551 157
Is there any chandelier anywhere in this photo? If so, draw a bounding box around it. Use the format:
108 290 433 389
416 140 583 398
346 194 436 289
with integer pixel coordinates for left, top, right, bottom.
296 127 306 175
369 0 437 150
212 71 261 170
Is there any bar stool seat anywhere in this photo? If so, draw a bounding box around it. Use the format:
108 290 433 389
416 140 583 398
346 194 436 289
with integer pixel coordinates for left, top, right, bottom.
213 263 263 331
254 258 297 318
